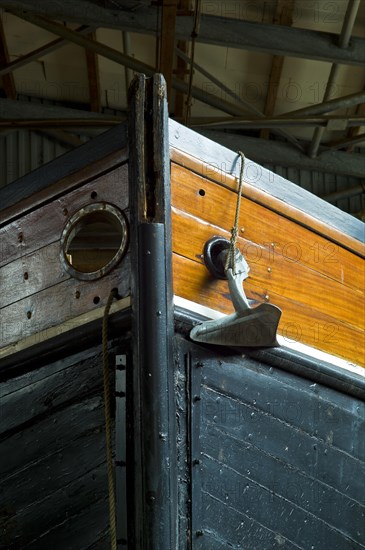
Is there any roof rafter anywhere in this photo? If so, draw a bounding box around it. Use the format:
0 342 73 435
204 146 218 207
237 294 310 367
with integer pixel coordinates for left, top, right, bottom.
0 24 94 78
8 10 248 117
159 0 178 100
174 0 192 119
307 0 362 158
0 96 363 180
260 0 294 140
3 0 365 66
197 129 365 179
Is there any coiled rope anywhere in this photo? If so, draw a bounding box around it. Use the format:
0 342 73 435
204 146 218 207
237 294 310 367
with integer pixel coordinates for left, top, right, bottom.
102 288 118 550
225 151 246 275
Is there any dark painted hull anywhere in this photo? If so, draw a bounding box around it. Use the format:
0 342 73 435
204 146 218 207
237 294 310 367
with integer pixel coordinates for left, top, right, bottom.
1 74 364 549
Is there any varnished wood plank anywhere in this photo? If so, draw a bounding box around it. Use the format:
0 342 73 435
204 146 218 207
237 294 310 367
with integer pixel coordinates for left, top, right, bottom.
172 254 365 366
170 143 365 255
171 163 365 292
172 208 364 333
0 164 129 268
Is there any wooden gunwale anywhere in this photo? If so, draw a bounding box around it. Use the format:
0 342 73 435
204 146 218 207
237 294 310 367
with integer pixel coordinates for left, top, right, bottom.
170 147 365 259
169 149 365 367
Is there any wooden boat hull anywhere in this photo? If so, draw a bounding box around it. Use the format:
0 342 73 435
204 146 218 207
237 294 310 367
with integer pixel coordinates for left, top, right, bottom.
0 75 364 549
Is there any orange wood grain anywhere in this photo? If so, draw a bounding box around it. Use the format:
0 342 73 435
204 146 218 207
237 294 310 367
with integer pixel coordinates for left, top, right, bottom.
172 253 365 367
171 161 365 366
172 208 364 333
171 163 365 293
170 149 365 258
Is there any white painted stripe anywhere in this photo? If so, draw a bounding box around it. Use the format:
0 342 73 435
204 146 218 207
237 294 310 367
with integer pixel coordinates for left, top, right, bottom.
174 295 364 376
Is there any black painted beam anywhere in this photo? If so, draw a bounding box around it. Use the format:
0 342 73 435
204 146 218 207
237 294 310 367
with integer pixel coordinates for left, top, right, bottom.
2 0 365 65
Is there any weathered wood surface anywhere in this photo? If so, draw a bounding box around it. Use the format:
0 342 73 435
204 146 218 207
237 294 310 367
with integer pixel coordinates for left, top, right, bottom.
0 124 128 225
0 164 130 350
171 162 365 366
0 165 129 269
180 340 365 550
0 340 124 549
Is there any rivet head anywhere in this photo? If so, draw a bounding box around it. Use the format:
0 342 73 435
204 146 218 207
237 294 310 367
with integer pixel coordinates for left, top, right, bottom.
267 267 272 273
240 227 245 233
265 294 270 301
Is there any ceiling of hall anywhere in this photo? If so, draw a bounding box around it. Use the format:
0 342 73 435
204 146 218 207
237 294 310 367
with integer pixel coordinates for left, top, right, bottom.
0 0 364 214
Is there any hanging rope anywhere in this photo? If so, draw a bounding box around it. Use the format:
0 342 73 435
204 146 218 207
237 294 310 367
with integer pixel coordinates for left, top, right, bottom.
185 0 201 126
102 288 118 550
225 151 246 275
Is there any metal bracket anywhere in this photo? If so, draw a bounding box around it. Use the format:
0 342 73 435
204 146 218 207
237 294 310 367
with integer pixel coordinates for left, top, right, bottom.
115 354 128 548
190 246 281 348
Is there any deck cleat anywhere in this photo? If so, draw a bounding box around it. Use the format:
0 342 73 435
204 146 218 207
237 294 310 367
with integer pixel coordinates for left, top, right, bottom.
190 237 281 347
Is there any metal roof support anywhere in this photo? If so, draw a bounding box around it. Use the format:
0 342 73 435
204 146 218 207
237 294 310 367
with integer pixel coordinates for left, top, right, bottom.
175 46 259 115
9 10 248 118
307 0 362 158
345 101 365 151
175 45 304 151
198 129 365 178
3 0 365 66
327 132 365 151
0 25 94 78
192 115 365 129
278 90 365 119
322 184 365 203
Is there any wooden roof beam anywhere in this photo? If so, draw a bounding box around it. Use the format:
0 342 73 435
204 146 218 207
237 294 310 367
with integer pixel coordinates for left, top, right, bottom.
158 0 178 101
260 0 294 139
174 0 192 119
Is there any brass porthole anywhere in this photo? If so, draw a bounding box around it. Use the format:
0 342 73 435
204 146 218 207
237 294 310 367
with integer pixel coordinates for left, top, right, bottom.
60 202 128 281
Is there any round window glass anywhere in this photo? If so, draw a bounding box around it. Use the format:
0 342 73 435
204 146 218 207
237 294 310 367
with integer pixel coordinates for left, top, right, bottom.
60 203 128 280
